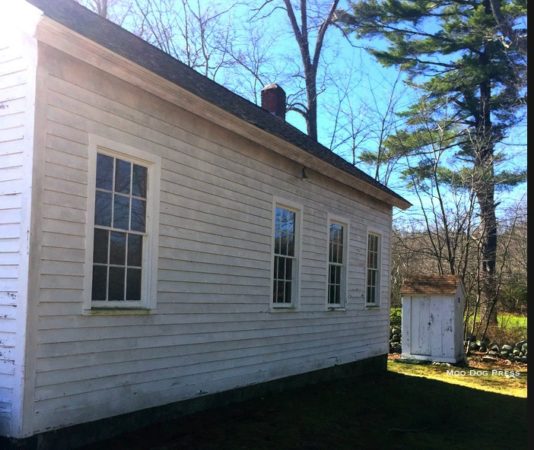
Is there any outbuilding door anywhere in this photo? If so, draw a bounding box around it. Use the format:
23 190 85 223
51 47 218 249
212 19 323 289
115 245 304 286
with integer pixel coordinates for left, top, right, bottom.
411 297 432 356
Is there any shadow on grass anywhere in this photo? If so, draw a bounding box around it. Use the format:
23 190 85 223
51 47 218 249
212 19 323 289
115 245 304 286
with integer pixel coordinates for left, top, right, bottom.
81 372 527 450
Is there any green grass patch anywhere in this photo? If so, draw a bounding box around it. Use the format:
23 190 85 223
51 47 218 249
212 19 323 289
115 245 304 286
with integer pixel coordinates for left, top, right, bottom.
388 359 527 398
498 313 527 331
82 367 527 450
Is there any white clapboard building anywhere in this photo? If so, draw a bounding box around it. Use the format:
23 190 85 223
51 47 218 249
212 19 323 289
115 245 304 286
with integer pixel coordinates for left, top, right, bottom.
0 0 410 443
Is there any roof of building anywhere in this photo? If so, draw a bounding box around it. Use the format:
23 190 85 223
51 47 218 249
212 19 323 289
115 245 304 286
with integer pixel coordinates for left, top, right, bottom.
27 0 410 209
400 275 461 296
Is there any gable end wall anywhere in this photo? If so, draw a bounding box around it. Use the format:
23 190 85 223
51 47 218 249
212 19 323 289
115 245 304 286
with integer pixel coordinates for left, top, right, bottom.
0 8 40 437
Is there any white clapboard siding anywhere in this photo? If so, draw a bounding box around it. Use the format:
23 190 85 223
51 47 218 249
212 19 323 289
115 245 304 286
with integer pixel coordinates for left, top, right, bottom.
0 35 34 436
28 43 393 435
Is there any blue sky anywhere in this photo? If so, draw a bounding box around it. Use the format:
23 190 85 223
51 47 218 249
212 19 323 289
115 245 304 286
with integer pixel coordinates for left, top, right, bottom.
87 0 527 220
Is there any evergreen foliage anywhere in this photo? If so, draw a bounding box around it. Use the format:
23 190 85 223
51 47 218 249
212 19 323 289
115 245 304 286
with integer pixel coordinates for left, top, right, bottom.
337 0 527 324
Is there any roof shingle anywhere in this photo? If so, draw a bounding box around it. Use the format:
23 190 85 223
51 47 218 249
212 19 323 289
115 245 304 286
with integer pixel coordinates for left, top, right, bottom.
400 275 460 296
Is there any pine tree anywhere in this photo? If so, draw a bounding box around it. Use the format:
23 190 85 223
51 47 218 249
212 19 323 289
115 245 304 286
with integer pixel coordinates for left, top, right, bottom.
337 0 527 324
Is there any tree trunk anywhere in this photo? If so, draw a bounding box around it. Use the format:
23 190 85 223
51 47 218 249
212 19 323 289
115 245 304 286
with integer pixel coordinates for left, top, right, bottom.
477 4 498 328
305 67 318 141
476 166 498 328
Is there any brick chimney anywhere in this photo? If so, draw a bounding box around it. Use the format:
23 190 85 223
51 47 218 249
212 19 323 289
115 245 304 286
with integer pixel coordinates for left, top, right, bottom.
261 83 286 120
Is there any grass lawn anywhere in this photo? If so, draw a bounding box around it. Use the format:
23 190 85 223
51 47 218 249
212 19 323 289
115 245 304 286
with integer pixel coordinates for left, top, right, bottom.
81 362 527 450
498 313 528 331
388 356 527 398
463 312 527 340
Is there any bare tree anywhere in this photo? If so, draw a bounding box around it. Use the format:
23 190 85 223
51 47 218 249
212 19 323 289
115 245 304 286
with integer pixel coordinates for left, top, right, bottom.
251 0 341 141
75 0 133 25
223 25 292 104
351 71 407 186
119 0 239 81
325 64 369 165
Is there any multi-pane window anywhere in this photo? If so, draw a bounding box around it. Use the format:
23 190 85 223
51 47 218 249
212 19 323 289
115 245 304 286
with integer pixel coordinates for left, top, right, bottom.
273 206 297 305
328 222 345 305
91 153 148 302
366 233 381 305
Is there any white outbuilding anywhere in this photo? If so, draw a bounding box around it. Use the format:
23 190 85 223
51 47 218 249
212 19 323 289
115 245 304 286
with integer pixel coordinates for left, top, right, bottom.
400 275 465 363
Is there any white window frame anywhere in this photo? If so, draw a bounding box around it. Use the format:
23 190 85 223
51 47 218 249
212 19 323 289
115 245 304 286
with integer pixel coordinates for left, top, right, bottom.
83 135 160 312
365 229 382 307
270 197 302 310
326 214 349 310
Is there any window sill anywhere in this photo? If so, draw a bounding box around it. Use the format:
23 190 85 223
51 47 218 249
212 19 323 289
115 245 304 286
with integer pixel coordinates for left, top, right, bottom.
84 307 153 316
326 306 346 312
270 305 298 312
365 304 380 309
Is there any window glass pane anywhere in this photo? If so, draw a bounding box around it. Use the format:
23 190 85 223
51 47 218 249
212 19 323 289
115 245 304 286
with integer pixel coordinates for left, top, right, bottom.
329 265 336 284
126 268 142 300
131 198 146 232
113 194 130 230
284 281 292 303
335 265 341 284
335 285 340 303
287 211 295 256
115 159 131 194
274 208 282 254
274 256 283 280
95 191 112 227
96 154 113 190
276 280 284 303
287 231 295 257
92 265 107 300
367 286 374 304
281 209 288 255
132 164 147 198
110 231 127 265
93 229 109 264
280 230 288 256
285 257 292 280
128 234 143 267
332 243 337 264
273 280 278 302
108 267 125 300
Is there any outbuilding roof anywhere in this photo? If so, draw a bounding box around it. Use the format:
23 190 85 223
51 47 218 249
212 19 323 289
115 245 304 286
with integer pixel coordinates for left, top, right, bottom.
27 0 411 209
400 275 460 296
